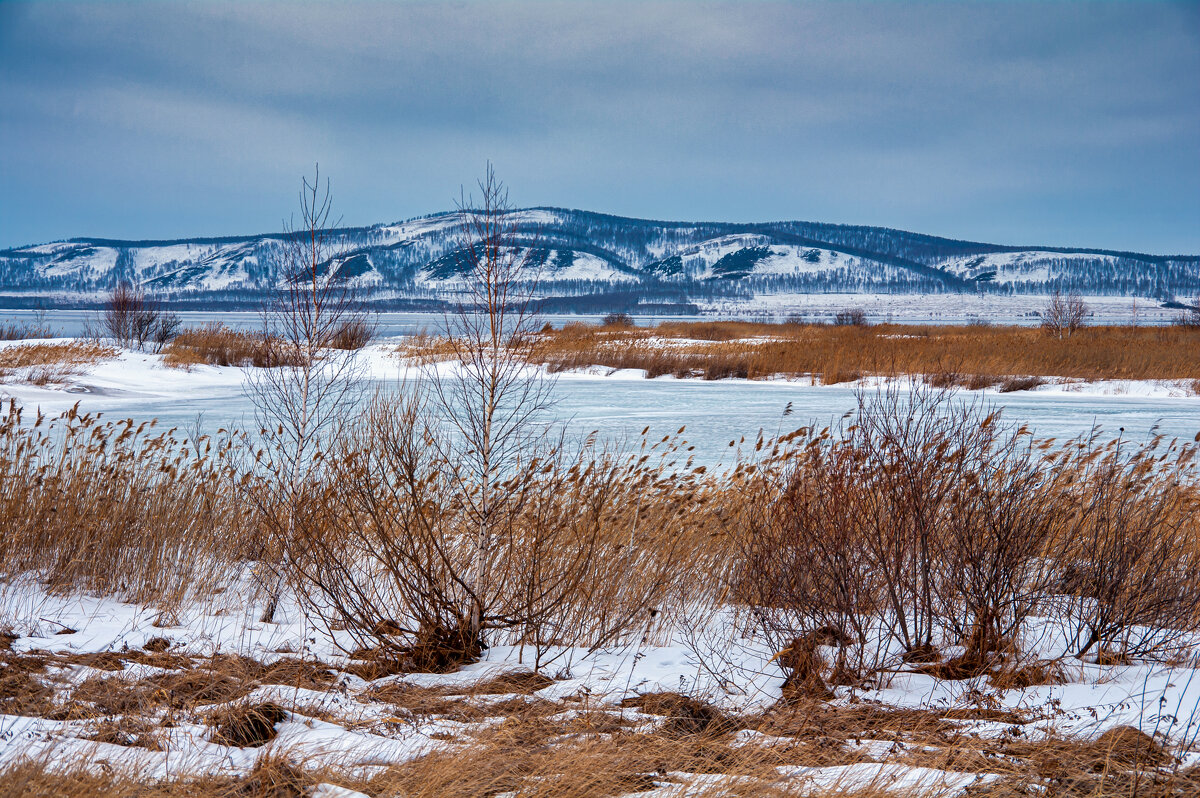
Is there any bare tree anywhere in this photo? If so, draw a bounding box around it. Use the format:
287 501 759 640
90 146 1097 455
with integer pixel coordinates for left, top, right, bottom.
247 167 369 622
1041 289 1088 338
422 163 555 647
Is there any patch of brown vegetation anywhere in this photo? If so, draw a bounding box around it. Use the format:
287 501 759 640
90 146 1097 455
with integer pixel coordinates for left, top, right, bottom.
1091 725 1169 768
988 660 1069 690
0 652 56 717
207 701 288 747
0 755 323 798
161 323 295 369
517 321 1200 383
71 667 249 715
469 669 555 695
0 342 116 384
83 716 165 751
620 692 737 738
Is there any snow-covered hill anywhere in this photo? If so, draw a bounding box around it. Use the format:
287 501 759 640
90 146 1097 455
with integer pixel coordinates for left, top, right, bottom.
1 208 1196 310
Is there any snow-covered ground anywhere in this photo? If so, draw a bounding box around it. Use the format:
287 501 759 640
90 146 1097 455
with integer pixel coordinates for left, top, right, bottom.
2 576 1198 793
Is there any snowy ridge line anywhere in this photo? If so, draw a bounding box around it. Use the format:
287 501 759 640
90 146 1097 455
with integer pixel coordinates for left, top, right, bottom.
1 208 1197 306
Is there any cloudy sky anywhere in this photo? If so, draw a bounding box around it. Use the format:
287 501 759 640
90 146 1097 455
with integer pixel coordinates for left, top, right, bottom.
1 1 1197 253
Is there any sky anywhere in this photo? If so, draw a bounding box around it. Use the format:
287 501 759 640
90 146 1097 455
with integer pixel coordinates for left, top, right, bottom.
0 1 1197 254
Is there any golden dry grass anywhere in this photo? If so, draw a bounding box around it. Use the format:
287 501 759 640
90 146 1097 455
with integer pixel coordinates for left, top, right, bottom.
0 403 253 606
0 342 116 385
516 321 1200 384
161 323 280 368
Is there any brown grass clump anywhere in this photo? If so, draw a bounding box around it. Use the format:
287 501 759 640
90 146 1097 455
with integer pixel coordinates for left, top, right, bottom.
987 660 1069 690
1091 725 1169 769
370 725 813 797
57 653 337 720
164 320 368 369
329 318 373 350
83 716 165 751
0 756 321 798
71 668 248 716
997 375 1045 392
207 701 289 747
0 341 116 384
161 323 282 368
0 652 57 717
620 691 738 737
469 669 555 695
514 321 1200 383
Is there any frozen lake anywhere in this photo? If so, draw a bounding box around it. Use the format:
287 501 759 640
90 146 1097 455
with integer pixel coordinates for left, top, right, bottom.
9 364 1197 467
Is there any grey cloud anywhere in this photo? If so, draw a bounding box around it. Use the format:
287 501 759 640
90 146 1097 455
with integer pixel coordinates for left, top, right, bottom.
1 1 1197 252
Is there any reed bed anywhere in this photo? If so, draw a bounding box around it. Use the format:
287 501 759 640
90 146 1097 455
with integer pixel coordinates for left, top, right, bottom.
523 321 1200 384
0 342 116 385
161 323 287 369
0 402 253 606
163 320 370 369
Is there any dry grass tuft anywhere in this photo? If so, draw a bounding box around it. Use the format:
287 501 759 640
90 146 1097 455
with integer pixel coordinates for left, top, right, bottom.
997 375 1046 392
0 651 56 717
83 716 165 751
621 691 738 738
0 342 116 384
988 660 1069 690
1091 725 1170 768
207 701 289 747
161 323 281 368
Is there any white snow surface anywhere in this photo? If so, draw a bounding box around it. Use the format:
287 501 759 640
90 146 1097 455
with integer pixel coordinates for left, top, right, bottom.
2 578 1199 791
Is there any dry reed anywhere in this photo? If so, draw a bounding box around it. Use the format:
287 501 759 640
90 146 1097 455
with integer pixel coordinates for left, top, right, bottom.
0 342 116 385
518 321 1200 384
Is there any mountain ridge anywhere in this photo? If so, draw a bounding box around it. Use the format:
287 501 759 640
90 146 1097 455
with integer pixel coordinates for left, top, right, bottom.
2 208 1197 311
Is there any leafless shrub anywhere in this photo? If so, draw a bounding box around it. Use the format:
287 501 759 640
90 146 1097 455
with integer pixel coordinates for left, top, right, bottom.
1048 433 1200 661
930 418 1058 671
734 387 1063 685
276 391 690 672
834 307 868 327
102 282 180 352
1041 289 1088 339
998 375 1046 392
601 311 635 327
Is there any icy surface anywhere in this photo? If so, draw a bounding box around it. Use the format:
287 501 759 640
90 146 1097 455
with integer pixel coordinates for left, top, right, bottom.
0 341 1195 468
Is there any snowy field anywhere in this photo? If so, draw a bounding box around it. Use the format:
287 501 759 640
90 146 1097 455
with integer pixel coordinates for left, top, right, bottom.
700 293 1182 326
1 336 1199 795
